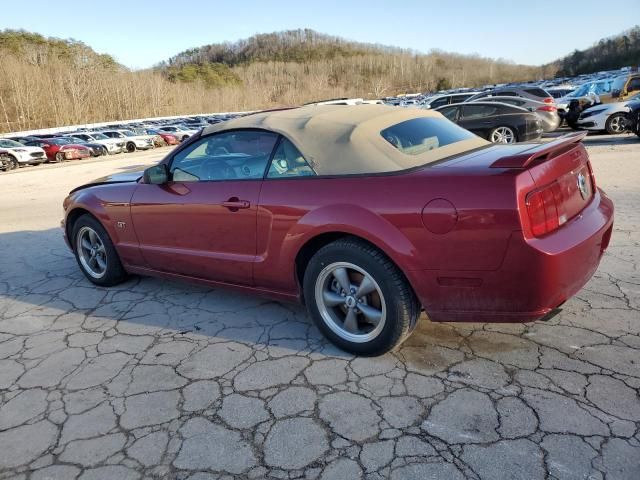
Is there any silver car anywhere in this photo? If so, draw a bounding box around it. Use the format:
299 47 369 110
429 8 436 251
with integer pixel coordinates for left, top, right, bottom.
470 96 560 133
465 86 554 104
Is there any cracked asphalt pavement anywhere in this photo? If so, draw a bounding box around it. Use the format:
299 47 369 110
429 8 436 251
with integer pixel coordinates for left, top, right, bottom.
0 134 639 480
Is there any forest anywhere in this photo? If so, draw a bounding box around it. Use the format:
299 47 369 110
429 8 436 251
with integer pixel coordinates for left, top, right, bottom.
553 26 640 76
0 27 636 133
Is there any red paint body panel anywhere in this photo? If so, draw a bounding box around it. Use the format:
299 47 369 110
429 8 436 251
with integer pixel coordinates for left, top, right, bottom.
129 181 262 285
62 136 614 324
41 143 91 161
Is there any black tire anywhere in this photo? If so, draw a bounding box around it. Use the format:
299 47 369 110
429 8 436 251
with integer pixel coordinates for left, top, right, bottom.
126 142 136 153
605 113 627 135
303 238 420 356
71 214 128 287
54 152 64 163
8 156 19 170
567 120 580 130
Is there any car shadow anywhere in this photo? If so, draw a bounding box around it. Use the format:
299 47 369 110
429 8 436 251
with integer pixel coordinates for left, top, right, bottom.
0 227 354 359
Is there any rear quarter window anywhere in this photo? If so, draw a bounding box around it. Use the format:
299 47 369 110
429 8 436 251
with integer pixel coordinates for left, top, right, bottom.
380 117 476 156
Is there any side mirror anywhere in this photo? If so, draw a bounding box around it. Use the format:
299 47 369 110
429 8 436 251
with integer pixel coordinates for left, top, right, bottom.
143 164 169 184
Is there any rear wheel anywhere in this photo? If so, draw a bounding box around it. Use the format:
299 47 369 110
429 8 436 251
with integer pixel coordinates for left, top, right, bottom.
303 238 420 356
489 126 517 144
605 113 626 135
72 214 128 287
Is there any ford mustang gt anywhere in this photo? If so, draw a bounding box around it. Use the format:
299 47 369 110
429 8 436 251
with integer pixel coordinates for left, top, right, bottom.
62 105 614 355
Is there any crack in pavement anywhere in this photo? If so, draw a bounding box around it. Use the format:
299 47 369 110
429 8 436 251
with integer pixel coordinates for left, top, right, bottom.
0 142 639 479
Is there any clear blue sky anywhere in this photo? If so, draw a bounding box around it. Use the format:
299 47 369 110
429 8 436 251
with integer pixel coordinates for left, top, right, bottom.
1 0 638 69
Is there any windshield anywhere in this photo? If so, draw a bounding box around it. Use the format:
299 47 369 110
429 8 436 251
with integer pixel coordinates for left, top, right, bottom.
0 139 24 148
612 75 627 93
571 80 612 98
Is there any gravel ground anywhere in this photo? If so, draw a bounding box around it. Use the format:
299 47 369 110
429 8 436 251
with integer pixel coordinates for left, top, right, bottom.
0 133 639 480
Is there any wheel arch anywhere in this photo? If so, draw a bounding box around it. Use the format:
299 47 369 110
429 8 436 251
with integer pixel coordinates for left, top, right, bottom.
65 207 100 251
293 230 417 306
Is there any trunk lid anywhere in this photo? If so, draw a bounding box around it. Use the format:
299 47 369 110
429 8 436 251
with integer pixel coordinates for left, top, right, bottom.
491 132 594 237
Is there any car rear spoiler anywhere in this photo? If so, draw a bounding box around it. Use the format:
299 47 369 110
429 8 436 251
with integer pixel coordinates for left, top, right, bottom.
490 132 588 169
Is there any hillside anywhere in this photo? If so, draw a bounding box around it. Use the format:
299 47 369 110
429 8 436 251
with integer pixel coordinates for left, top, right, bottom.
159 29 546 96
0 28 550 133
553 25 640 76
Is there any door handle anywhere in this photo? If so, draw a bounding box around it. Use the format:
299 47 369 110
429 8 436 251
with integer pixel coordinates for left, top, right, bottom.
222 198 250 210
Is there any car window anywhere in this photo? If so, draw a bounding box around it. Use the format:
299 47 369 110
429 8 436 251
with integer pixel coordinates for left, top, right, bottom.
0 139 23 148
380 116 475 156
451 94 472 102
170 130 278 182
493 104 521 114
524 88 549 97
267 138 315 178
595 82 612 95
495 91 516 96
627 78 640 93
462 104 498 119
437 106 459 121
429 97 449 108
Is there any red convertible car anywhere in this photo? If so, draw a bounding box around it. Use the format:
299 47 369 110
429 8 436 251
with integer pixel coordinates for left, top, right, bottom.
62 105 614 355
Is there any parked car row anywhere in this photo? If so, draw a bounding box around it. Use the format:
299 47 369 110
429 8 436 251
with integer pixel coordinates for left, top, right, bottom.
384 67 640 142
0 113 245 172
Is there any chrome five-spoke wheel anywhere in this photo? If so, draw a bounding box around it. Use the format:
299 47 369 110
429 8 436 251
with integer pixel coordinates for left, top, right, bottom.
314 262 386 343
490 126 516 144
76 226 107 279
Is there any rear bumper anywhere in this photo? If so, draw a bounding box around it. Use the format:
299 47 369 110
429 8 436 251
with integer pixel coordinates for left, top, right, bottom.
409 188 614 322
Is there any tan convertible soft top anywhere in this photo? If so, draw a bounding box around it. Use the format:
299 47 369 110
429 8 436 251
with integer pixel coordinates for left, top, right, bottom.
202 105 488 175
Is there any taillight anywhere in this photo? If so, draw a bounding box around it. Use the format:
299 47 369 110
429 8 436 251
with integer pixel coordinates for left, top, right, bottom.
586 160 596 189
537 105 557 112
526 182 566 237
543 97 554 104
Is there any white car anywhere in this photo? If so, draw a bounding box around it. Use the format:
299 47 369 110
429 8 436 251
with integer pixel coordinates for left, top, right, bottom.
99 130 155 152
66 132 124 155
577 95 640 134
0 138 47 168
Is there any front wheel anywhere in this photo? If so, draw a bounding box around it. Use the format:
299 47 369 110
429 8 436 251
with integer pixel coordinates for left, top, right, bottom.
72 214 129 287
303 238 420 356
489 126 517 144
54 152 64 163
605 113 627 135
8 156 19 170
126 142 136 153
